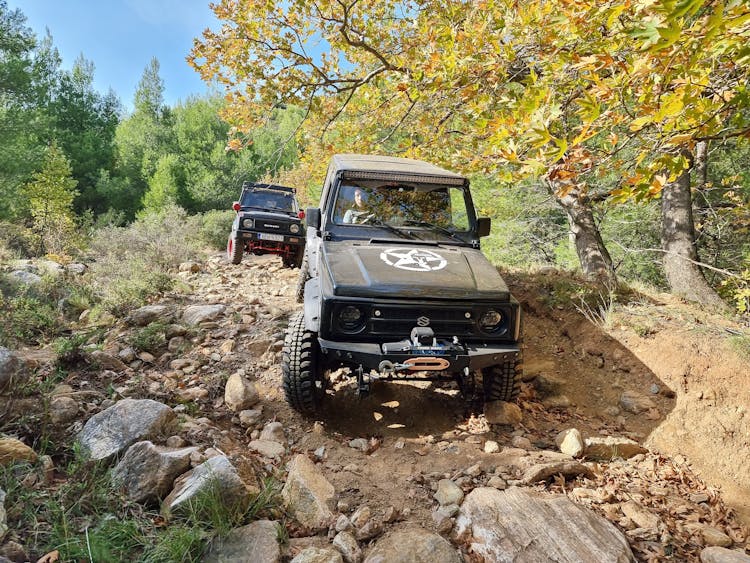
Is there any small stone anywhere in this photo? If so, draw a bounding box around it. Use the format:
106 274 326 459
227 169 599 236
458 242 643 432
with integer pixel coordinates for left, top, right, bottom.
335 514 352 532
434 479 464 506
239 408 263 427
484 401 522 425
260 421 285 443
511 436 532 450
701 526 733 548
619 391 656 414
312 422 325 435
382 506 398 523
165 436 188 448
350 505 371 528
699 547 750 563
348 438 369 452
332 531 361 563
464 463 482 477
621 501 660 530
690 492 710 504
484 440 500 453
249 439 285 459
543 395 572 409
487 476 507 489
355 519 383 541
649 383 660 395
556 428 584 458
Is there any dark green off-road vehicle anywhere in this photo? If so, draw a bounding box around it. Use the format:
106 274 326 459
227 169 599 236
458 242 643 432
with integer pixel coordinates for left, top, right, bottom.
282 154 522 413
227 182 305 268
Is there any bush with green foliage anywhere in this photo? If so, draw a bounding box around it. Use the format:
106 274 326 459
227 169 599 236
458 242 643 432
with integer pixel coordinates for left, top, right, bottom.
197 209 235 250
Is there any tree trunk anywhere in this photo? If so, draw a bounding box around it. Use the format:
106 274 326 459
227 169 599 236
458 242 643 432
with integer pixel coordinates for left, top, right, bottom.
660 148 726 308
549 181 617 286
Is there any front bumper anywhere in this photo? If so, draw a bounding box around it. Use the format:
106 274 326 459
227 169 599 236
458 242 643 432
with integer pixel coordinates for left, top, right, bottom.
238 230 304 246
318 336 520 376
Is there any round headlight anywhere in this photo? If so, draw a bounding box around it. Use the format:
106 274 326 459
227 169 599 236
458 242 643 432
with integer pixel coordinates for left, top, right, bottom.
478 310 503 333
338 305 366 333
242 218 254 228
290 223 300 234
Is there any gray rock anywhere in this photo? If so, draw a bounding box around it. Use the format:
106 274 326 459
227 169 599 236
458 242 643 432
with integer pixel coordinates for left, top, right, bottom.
0 347 27 393
348 438 369 452
118 347 137 363
333 531 362 563
0 488 7 541
619 391 656 414
583 437 647 460
700 547 750 563
282 454 335 531
556 428 584 458
162 455 250 518
335 514 352 532
224 373 260 412
249 439 285 459
434 479 464 506
112 441 196 503
484 401 522 425
260 421 285 443
182 304 226 325
130 305 173 326
239 408 263 427
65 263 87 275
455 487 634 562
363 527 460 563
8 270 41 285
77 398 176 461
49 396 79 423
203 519 280 563
291 547 344 563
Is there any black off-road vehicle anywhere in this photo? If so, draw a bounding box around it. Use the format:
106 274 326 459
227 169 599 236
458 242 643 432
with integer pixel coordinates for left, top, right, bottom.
227 182 305 268
282 154 522 413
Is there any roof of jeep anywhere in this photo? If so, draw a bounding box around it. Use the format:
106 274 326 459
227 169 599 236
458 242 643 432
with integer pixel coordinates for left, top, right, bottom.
331 154 465 179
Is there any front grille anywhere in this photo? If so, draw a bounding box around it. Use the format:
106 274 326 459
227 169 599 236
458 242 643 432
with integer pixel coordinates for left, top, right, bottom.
256 220 288 232
369 305 475 338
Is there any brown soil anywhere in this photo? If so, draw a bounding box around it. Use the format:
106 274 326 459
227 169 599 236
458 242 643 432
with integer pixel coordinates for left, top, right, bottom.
7 252 750 561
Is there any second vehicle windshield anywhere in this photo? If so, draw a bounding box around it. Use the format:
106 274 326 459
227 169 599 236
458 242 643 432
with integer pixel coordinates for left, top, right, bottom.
333 182 471 239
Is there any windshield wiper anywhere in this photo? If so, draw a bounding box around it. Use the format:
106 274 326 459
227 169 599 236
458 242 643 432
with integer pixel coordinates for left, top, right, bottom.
366 217 416 239
403 220 462 242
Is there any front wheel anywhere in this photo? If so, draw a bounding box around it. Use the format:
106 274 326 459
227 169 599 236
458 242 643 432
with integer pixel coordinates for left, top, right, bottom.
227 235 243 264
481 350 522 402
282 311 326 413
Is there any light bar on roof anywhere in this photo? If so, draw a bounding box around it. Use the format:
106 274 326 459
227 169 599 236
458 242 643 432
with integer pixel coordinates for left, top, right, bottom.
341 170 466 186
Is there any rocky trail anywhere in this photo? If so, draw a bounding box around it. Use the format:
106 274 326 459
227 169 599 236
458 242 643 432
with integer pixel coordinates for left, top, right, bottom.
2 252 750 562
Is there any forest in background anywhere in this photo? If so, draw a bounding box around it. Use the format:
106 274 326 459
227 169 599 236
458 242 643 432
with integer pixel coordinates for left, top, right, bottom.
1 0 749 324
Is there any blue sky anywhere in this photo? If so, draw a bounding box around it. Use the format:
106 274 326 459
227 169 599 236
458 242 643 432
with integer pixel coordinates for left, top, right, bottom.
9 0 220 111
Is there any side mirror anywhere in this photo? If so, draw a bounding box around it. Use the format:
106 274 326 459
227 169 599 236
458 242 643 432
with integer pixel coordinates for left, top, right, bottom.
477 216 491 238
306 207 321 230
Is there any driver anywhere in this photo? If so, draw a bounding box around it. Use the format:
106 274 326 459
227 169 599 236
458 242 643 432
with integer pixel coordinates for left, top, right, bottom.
343 187 372 224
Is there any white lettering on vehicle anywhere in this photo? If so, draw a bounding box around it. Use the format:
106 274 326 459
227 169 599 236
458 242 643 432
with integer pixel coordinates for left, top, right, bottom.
379 248 448 272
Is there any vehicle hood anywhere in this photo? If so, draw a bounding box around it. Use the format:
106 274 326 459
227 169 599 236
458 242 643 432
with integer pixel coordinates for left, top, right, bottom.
321 241 510 301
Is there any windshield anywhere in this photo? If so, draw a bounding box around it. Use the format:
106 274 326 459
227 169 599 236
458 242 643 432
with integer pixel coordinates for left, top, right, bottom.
241 188 295 212
333 181 471 240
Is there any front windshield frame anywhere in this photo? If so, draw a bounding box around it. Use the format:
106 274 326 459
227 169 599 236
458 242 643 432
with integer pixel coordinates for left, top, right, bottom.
330 179 475 243
240 188 297 212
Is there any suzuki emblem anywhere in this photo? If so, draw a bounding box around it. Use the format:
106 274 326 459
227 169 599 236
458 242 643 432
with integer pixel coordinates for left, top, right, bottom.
417 316 430 327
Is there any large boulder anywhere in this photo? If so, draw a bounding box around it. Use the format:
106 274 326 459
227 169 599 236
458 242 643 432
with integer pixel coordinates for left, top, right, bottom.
111 441 196 503
161 455 251 518
130 305 174 326
203 519 281 563
0 347 27 394
282 454 335 531
455 487 634 562
363 527 461 563
77 399 176 461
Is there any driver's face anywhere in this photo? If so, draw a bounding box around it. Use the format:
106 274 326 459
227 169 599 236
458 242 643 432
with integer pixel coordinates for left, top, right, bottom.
354 189 364 207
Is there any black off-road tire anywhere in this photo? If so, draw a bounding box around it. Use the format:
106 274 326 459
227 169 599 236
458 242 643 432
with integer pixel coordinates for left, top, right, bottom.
482 348 523 402
282 311 325 413
295 253 310 304
227 235 243 264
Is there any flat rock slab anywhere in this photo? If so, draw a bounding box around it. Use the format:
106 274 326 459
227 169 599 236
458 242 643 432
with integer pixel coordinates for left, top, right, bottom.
584 437 648 460
521 460 594 484
291 547 343 563
77 398 175 461
182 304 226 325
455 487 634 562
203 519 280 563
364 526 461 563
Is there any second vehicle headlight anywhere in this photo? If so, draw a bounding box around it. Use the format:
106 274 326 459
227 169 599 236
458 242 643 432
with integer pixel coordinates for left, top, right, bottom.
242 218 254 228
289 223 300 234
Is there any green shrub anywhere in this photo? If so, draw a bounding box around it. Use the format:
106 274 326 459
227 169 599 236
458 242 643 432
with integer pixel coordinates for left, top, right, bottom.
198 209 234 250
130 322 168 353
